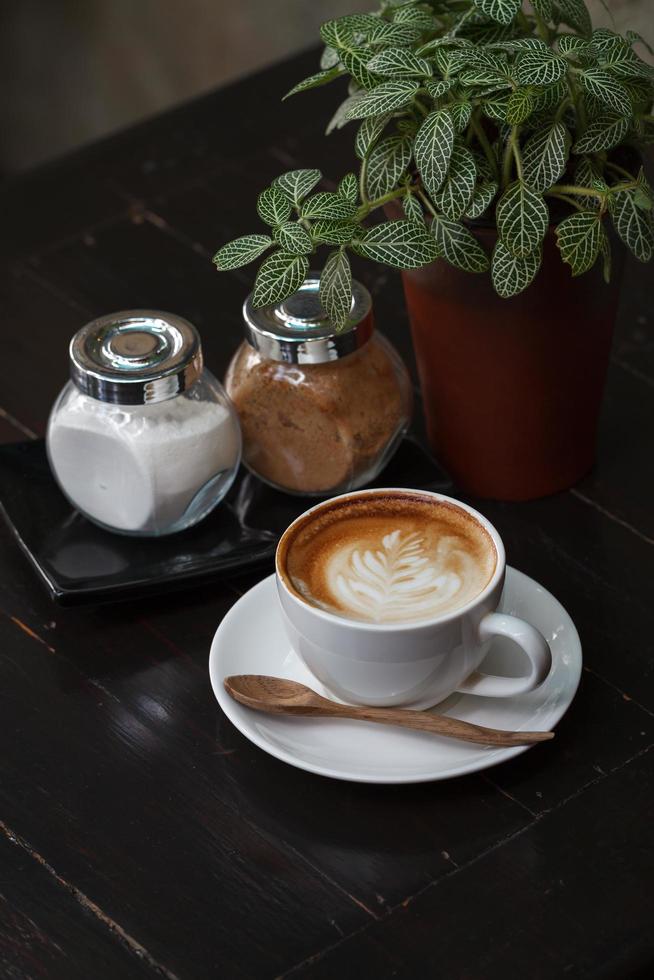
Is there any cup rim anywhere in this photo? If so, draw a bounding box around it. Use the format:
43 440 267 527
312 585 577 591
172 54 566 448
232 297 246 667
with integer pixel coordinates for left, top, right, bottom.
275 487 506 631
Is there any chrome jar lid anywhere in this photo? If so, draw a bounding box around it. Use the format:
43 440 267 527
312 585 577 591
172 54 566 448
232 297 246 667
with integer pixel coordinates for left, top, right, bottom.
69 310 203 405
242 274 373 364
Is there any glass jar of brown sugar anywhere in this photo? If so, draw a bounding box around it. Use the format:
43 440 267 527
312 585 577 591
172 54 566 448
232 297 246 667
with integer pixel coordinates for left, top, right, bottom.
225 275 412 496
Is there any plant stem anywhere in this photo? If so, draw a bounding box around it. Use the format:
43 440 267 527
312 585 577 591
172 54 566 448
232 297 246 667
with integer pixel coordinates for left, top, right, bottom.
502 129 521 188
417 188 437 218
550 178 639 201
533 11 551 43
554 98 572 123
359 156 369 206
511 127 523 182
449 5 476 35
604 160 636 181
516 10 531 35
545 192 585 211
548 184 606 197
470 112 499 181
567 72 587 135
356 185 408 221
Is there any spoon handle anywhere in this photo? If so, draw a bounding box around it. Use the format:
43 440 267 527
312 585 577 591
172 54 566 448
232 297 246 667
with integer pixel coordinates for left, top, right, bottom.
316 702 553 747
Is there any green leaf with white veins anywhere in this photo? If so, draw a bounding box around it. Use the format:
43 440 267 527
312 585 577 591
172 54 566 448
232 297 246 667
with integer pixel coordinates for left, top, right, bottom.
506 88 534 125
213 234 272 271
365 137 412 200
301 192 358 220
320 45 340 70
604 52 654 81
473 0 521 27
425 79 454 99
320 250 353 331
284 67 342 100
355 115 391 160
591 29 626 56
367 48 432 77
257 186 292 226
273 223 313 255
274 169 321 207
590 33 654 80
339 173 358 204
352 220 438 268
557 34 594 57
531 79 568 112
417 37 472 56
556 211 603 275
609 190 654 262
431 217 490 272
454 49 509 75
573 114 630 153
367 22 421 47
327 94 366 133
311 220 357 246
633 170 654 211
345 80 421 119
465 180 498 219
492 240 542 296
432 141 477 220
460 65 509 87
320 18 356 50
491 38 549 53
554 0 592 37
393 5 438 30
522 122 569 192
574 155 602 190
496 182 549 257
340 49 380 91
577 69 632 116
532 0 553 20
515 52 567 86
252 252 309 308
483 93 511 121
414 109 455 199
328 13 379 37
447 101 473 133
402 193 424 224
212 0 654 300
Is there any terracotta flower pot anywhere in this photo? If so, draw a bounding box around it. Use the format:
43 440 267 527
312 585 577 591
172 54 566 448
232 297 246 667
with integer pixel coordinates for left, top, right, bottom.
400 226 624 500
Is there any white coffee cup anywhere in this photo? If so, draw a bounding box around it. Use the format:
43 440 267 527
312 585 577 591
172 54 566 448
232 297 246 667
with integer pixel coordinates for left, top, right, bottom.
275 488 552 708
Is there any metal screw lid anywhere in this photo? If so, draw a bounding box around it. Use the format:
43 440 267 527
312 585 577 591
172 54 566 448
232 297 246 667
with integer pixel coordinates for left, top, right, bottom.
69 310 203 405
242 274 373 364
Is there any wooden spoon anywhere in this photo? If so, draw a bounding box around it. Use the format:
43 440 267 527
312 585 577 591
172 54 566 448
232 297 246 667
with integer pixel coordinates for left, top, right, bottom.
224 675 554 748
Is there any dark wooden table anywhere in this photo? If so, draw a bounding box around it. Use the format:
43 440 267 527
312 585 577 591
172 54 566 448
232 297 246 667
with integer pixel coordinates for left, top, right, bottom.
1 48 653 980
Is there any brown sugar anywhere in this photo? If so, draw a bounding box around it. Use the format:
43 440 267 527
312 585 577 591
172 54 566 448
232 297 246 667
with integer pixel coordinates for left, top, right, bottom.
225 334 412 495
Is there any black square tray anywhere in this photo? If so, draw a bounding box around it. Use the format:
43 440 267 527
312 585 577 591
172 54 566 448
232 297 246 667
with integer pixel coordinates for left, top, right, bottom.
0 437 451 605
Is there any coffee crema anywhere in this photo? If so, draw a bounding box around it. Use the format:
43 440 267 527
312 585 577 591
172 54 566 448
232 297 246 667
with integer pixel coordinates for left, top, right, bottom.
280 492 497 624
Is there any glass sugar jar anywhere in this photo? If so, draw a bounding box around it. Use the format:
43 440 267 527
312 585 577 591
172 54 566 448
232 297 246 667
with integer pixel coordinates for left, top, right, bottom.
225 276 412 496
47 310 241 536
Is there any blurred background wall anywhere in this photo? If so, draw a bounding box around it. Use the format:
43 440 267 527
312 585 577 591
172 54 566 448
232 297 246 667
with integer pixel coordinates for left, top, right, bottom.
0 0 651 174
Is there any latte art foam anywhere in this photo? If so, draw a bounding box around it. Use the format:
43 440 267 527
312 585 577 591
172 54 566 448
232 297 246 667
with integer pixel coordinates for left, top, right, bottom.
329 529 483 622
281 493 497 624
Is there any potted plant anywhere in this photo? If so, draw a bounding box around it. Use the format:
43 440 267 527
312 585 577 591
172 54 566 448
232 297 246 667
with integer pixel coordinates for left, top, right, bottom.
214 0 654 500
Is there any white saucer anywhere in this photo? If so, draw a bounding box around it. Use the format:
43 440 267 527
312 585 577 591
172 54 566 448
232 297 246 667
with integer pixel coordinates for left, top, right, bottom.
209 568 582 784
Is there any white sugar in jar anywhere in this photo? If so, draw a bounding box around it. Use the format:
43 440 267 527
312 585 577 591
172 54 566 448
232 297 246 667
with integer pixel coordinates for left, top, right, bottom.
47 310 241 536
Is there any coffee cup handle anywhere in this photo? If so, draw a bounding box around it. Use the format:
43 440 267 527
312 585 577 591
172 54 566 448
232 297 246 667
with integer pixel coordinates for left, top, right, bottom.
457 613 552 698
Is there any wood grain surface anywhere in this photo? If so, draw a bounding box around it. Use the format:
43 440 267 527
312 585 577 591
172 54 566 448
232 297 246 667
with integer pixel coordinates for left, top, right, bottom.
0 47 652 980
